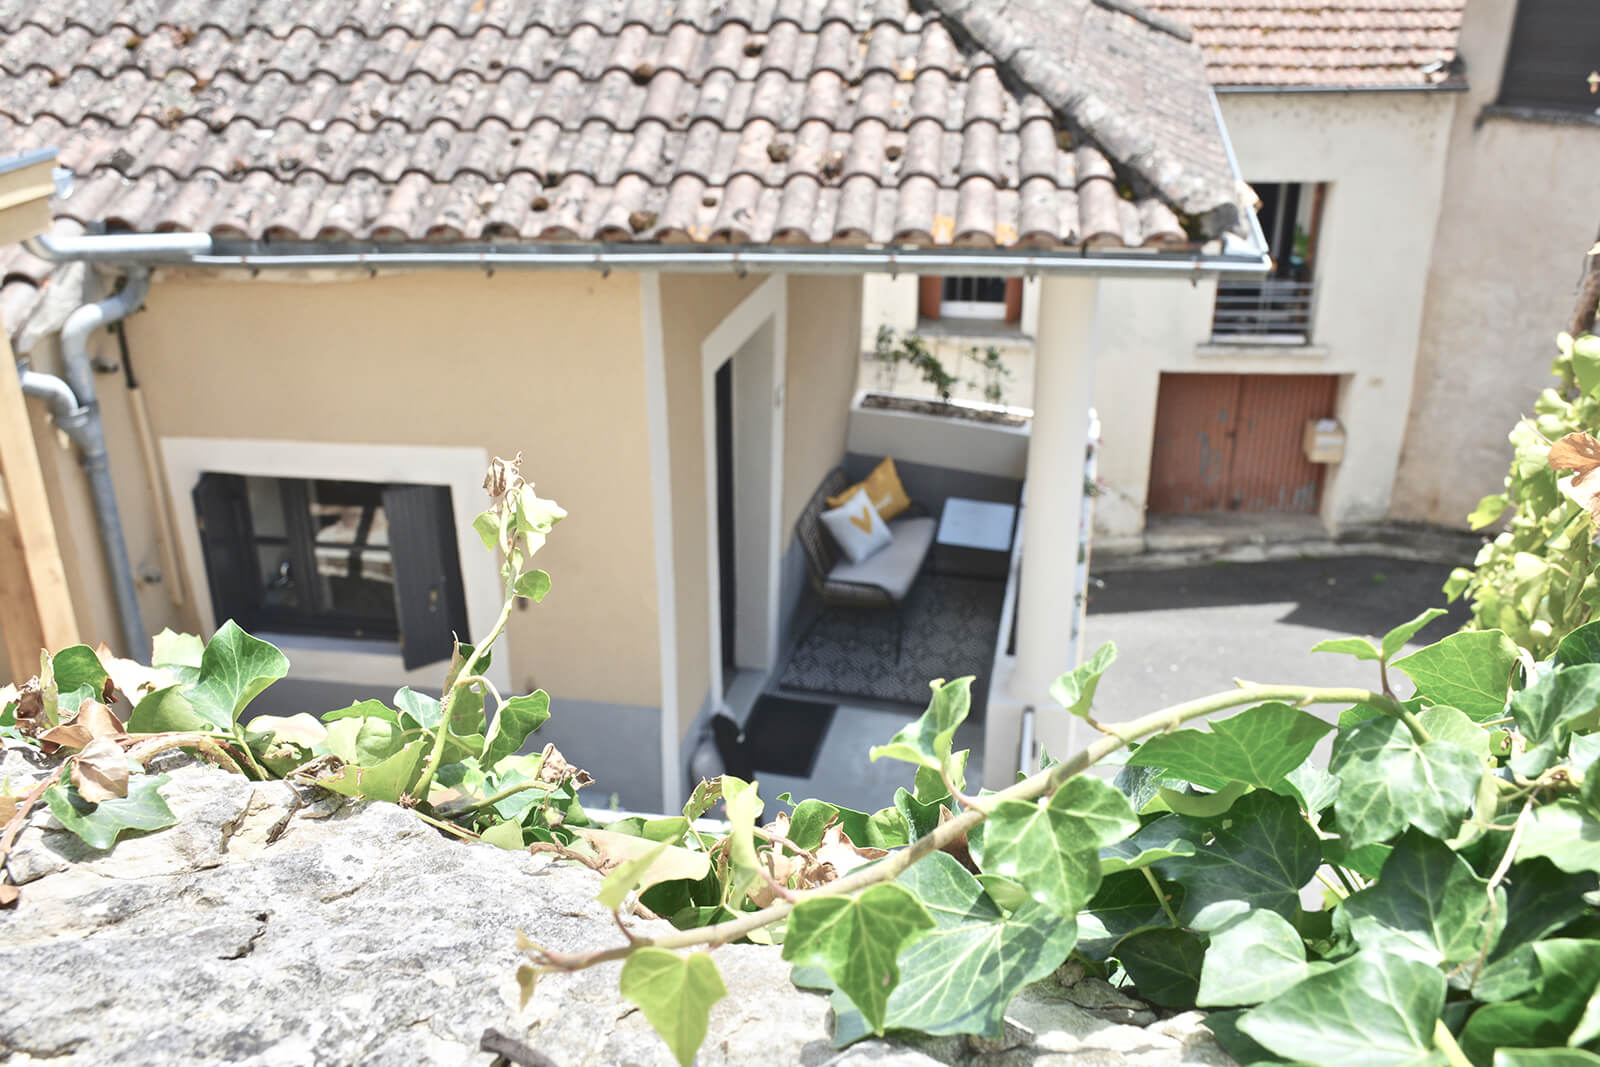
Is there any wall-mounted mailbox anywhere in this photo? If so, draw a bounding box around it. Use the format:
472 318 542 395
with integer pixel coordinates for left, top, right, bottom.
1303 417 1346 464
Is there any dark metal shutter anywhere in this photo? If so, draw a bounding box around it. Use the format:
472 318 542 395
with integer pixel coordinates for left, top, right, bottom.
383 484 470 670
1498 0 1600 112
192 472 259 627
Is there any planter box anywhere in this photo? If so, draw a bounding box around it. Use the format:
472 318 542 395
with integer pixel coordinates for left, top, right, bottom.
845 392 1031 480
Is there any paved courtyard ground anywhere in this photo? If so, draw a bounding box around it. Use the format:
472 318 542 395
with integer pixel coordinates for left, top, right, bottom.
1082 552 1475 723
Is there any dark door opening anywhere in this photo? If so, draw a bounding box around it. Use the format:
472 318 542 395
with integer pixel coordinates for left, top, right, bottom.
715 358 737 688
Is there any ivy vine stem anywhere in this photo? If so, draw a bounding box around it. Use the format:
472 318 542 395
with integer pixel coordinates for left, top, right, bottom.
1140 867 1180 926
412 588 516 802
1432 1020 1472 1067
529 682 1389 972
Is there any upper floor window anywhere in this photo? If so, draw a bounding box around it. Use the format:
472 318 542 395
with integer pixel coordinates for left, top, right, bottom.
192 474 468 669
1212 182 1324 344
917 276 1022 325
1498 0 1600 115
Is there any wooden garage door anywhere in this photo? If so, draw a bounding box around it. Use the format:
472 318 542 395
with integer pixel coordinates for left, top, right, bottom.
1147 373 1338 515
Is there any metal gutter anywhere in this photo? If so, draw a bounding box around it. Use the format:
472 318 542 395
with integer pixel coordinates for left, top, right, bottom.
0 147 58 174
1208 88 1272 261
1215 82 1469 95
19 272 152 661
26 231 1271 279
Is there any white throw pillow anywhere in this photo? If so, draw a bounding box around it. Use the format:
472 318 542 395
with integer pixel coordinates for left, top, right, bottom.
820 488 893 565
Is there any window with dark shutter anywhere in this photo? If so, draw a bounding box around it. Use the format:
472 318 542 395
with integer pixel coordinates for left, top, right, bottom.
1498 0 1600 115
192 474 467 668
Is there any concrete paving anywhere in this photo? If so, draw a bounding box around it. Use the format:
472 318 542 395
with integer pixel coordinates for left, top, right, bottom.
1082 552 1476 724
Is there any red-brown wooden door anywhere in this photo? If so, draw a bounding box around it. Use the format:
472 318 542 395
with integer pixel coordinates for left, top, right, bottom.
1146 373 1338 515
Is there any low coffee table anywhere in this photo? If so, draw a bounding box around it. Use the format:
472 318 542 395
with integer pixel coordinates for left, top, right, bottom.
933 497 1017 579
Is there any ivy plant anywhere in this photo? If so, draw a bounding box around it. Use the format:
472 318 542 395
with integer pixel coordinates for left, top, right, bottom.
1447 329 1600 657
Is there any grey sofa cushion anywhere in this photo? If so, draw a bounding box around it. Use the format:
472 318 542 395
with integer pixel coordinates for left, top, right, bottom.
825 516 936 602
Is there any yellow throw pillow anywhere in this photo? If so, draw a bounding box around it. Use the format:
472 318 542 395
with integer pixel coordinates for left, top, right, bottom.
826 457 912 521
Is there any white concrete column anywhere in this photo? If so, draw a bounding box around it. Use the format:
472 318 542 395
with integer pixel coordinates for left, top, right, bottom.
982 275 1099 787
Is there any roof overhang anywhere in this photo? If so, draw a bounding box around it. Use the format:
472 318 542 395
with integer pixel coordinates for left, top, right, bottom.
26 231 1270 279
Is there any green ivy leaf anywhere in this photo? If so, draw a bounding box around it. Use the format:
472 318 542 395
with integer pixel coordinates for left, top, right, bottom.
50 645 108 699
1125 702 1331 792
42 775 177 851
1311 636 1382 661
1511 664 1600 747
870 677 972 772
721 777 765 898
682 777 724 822
184 621 290 730
596 842 669 910
1098 814 1197 876
1557 620 1600 667
321 699 400 726
315 739 429 803
1338 831 1504 972
1493 1050 1600 1067
1328 716 1483 849
1462 940 1600 1063
780 883 935 1034
484 690 550 767
977 775 1137 917
319 715 408 766
619 949 727 1067
1048 641 1117 719
1282 760 1341 813
1492 858 1599 965
1516 799 1600 878
1391 630 1517 722
1238 951 1446 1067
151 628 204 677
817 853 1078 1045
1197 908 1309 1007
513 569 552 602
915 751 967 804
1153 791 1320 924
1469 494 1510 531
1417 705 1493 760
479 820 525 850
1158 780 1249 818
1381 608 1450 661
471 509 502 553
1116 927 1206 1008
126 684 208 733
1075 869 1174 960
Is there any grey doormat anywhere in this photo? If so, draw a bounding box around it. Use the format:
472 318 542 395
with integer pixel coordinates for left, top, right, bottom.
779 575 1005 706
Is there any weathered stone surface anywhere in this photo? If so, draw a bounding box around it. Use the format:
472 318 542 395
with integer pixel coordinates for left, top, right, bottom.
0 766 1236 1066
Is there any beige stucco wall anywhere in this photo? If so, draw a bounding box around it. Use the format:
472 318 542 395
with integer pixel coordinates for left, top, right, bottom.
1391 0 1600 527
658 272 765 735
1090 88 1456 546
782 274 863 534
26 269 662 708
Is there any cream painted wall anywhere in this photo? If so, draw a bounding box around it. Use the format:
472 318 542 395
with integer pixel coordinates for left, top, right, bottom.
1090 89 1456 545
859 274 919 349
658 272 766 735
1392 0 1600 527
783 274 863 534
68 270 665 707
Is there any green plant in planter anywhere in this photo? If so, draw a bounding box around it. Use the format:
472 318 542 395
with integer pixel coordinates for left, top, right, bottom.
1446 330 1600 657
966 343 1011 406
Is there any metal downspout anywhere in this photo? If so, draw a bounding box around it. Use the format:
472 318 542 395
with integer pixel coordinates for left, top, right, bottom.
23 270 152 660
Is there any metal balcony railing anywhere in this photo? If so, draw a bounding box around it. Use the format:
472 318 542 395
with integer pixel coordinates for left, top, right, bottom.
1211 279 1315 342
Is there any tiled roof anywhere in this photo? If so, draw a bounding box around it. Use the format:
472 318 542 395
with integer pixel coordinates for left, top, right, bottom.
1145 0 1465 88
0 0 1244 264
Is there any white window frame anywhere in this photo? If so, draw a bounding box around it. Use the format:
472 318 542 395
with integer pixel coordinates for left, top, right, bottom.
161 437 509 694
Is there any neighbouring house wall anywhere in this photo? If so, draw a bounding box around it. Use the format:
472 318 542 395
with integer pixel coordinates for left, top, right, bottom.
858 274 919 349
1090 89 1456 547
1391 0 1600 527
658 272 766 738
69 270 665 716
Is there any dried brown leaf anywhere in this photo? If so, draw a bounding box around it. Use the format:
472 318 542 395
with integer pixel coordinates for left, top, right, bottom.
1550 431 1600 523
38 700 125 752
814 823 887 878
72 737 130 803
94 643 172 702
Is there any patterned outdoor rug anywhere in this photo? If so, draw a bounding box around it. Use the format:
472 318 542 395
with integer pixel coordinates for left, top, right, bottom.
779 574 1005 706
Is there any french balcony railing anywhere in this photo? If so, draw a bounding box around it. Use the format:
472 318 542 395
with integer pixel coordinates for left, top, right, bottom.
1211 279 1315 343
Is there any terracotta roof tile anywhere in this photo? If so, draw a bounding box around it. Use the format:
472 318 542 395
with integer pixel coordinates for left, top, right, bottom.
1143 0 1465 87
0 0 1246 277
